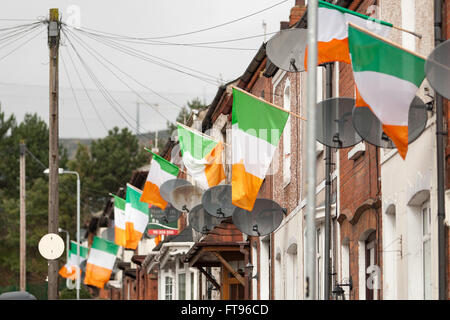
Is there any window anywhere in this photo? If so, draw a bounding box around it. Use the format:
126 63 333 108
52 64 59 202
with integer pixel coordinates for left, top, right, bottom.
190 272 195 300
165 276 173 300
178 273 186 300
384 204 397 299
365 231 377 300
316 226 323 299
422 201 432 300
341 242 350 299
260 237 271 300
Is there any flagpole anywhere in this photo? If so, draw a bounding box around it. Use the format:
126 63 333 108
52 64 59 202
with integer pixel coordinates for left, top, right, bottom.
347 22 427 60
143 147 188 175
305 0 318 300
231 86 307 121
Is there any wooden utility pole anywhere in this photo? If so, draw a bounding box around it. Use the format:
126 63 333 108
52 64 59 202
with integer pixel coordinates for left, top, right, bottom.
19 141 26 292
47 8 60 300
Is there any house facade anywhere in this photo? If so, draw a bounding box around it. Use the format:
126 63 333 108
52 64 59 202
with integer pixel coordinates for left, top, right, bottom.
81 0 448 300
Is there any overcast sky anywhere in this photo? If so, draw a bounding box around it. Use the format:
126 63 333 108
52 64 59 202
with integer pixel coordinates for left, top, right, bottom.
0 0 293 139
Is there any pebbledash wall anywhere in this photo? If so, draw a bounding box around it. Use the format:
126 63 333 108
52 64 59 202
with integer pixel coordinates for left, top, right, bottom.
378 0 440 300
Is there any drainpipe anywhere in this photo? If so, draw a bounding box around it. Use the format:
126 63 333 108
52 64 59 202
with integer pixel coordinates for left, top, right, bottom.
324 63 333 300
434 0 447 300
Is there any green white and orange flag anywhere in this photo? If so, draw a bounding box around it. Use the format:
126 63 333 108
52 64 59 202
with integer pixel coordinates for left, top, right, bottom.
347 23 426 159
112 194 127 247
58 241 88 280
125 184 149 250
231 87 289 211
140 151 179 209
304 0 392 69
177 123 225 190
84 236 119 289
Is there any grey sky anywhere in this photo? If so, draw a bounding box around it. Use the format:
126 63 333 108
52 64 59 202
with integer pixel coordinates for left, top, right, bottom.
0 0 292 139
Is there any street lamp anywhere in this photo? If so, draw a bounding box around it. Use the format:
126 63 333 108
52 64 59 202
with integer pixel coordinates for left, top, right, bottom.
45 168 80 300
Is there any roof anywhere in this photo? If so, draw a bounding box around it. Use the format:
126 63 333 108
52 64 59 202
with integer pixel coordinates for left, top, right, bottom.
153 224 194 251
183 218 248 268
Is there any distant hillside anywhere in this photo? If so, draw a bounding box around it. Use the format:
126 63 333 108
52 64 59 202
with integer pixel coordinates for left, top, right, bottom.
60 129 170 160
60 138 92 160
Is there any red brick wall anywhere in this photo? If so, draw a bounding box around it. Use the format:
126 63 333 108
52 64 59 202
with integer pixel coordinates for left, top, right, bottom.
338 36 382 300
442 0 449 300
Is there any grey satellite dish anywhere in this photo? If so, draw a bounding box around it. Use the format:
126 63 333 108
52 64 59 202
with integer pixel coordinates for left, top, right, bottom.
266 28 308 72
150 203 182 223
100 227 115 242
0 291 37 300
171 184 204 212
202 184 237 218
425 39 450 99
232 198 284 237
352 96 428 148
189 204 223 234
160 178 192 203
316 97 362 148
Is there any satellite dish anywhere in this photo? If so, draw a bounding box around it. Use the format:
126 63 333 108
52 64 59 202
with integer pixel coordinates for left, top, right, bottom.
100 227 115 242
425 39 450 99
159 178 192 203
232 199 284 237
150 203 182 223
171 184 204 212
188 204 223 234
352 96 428 148
266 28 308 72
38 233 65 260
316 97 362 148
202 184 237 218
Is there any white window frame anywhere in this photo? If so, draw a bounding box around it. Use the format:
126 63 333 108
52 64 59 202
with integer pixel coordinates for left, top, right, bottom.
165 276 173 300
422 201 432 300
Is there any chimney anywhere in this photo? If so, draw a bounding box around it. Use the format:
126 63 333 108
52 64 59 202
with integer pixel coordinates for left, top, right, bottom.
289 0 307 27
280 21 290 30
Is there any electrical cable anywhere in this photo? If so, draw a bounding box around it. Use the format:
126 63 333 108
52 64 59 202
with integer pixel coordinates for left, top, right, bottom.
62 28 154 140
72 28 224 84
0 23 42 49
62 45 109 133
66 0 289 41
0 25 44 63
60 52 93 139
64 27 186 119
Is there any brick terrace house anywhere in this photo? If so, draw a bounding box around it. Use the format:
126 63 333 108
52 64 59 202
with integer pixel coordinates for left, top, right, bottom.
81 0 449 300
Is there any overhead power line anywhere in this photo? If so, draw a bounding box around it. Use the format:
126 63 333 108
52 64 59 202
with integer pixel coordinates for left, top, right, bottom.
66 0 290 41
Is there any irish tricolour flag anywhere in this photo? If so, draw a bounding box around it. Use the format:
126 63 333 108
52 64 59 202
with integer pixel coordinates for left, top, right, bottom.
84 236 119 289
304 0 392 69
231 87 289 211
125 184 149 250
140 151 179 209
58 241 88 280
348 23 426 159
177 123 225 190
112 194 127 247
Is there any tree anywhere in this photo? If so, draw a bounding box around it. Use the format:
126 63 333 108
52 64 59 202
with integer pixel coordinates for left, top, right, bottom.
0 111 68 198
0 109 69 286
166 97 208 135
67 126 148 216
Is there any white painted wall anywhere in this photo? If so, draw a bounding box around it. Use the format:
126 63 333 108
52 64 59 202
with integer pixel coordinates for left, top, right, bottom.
380 0 437 300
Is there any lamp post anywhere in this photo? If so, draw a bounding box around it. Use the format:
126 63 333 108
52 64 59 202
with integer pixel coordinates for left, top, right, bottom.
45 168 80 300
58 227 75 290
